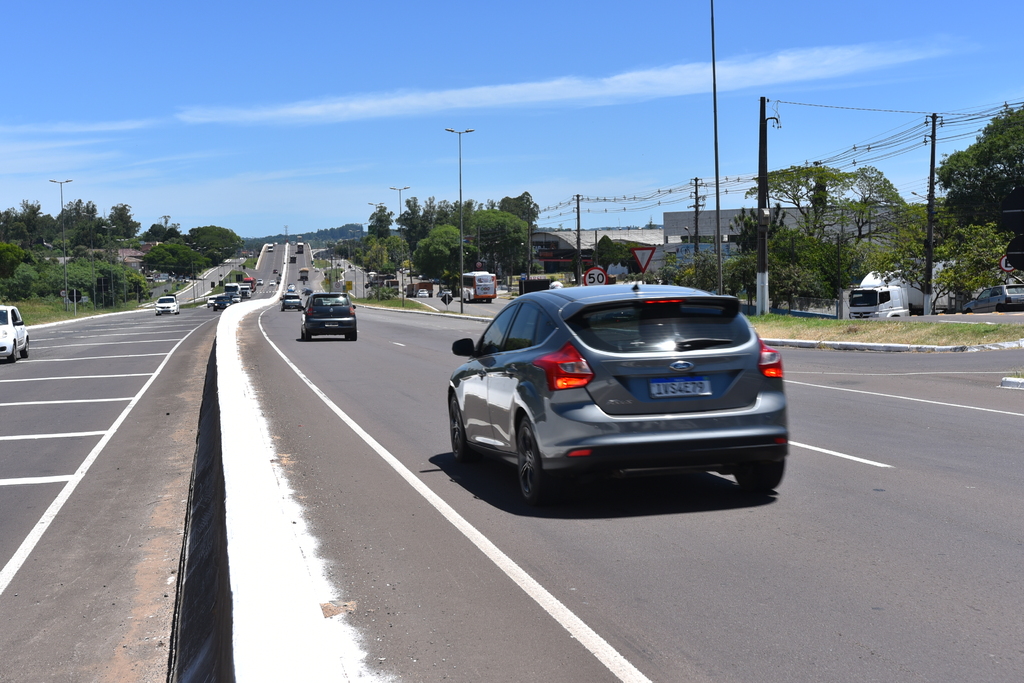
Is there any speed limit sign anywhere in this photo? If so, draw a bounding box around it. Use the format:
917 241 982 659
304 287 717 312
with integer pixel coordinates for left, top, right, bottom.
583 266 608 286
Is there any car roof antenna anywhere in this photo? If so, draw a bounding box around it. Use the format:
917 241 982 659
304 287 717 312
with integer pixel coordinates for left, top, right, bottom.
632 282 641 293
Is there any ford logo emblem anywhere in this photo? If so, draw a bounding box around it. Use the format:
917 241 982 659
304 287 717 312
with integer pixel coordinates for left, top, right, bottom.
670 361 694 372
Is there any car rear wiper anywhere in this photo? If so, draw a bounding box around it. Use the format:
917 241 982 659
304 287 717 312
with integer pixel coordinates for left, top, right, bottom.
674 337 733 351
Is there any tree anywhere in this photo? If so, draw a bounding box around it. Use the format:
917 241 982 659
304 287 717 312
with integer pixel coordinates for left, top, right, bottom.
472 210 527 276
748 165 856 237
593 235 630 269
413 225 462 280
107 204 141 239
935 222 1010 297
844 166 905 240
938 105 1024 226
498 192 540 229
0 242 29 279
188 225 242 264
143 243 210 276
367 205 394 241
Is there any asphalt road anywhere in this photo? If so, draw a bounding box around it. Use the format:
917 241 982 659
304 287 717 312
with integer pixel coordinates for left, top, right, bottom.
5 244 1022 681
238 301 1024 682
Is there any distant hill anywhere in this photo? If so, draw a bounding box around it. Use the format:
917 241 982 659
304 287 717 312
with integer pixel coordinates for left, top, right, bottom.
243 224 365 248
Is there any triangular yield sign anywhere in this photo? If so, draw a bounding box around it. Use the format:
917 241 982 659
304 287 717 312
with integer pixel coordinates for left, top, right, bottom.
630 247 657 273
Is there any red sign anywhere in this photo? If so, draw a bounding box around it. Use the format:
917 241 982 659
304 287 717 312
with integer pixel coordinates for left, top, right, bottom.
630 247 657 273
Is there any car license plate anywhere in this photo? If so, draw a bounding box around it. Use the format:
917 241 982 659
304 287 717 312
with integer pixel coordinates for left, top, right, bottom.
325 322 338 327
649 376 711 398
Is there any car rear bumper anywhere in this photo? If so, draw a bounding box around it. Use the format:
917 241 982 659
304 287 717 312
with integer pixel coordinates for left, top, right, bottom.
304 319 356 335
535 390 788 475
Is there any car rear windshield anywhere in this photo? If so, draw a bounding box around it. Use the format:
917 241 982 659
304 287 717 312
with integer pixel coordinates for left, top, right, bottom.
311 295 349 306
566 298 750 354
158 297 175 304
1006 286 1024 295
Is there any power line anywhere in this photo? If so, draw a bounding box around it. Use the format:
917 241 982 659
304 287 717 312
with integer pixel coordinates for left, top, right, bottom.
538 99 1024 226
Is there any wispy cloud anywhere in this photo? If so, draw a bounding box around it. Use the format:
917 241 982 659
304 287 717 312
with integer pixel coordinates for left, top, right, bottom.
177 42 946 125
0 119 160 134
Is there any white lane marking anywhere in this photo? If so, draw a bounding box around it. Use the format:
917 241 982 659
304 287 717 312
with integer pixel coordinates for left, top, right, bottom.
787 371 1005 376
0 476 75 487
0 398 133 407
257 312 653 683
32 330 195 341
31 338 182 349
21 353 168 363
391 342 406 346
0 431 108 441
790 442 893 468
0 373 152 384
0 324 206 598
785 379 1024 418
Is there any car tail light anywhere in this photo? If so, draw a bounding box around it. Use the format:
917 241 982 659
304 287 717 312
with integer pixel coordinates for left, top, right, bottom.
306 306 314 315
534 342 594 391
758 339 783 378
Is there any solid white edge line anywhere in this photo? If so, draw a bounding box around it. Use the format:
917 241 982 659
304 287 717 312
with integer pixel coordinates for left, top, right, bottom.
0 320 212 597
0 431 108 441
21 353 168 363
31 339 184 349
0 373 153 383
256 312 654 683
786 379 1024 418
0 398 133 407
0 476 75 487
790 441 894 468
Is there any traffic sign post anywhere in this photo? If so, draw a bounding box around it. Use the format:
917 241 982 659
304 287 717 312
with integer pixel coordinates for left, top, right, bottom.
583 266 607 286
1001 187 1024 270
630 247 657 274
999 255 1015 273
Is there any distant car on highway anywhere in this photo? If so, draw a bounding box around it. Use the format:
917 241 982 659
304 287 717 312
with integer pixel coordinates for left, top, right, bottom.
300 292 356 341
257 278 264 286
416 289 430 298
155 296 180 316
962 284 1024 313
448 284 789 505
211 295 234 310
281 293 303 311
287 284 296 293
0 305 29 363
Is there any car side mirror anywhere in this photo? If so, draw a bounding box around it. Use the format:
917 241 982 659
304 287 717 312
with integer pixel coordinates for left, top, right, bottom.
452 338 476 357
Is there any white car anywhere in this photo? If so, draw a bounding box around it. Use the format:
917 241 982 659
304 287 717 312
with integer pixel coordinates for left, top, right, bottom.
0 305 29 363
155 296 180 316
257 278 264 286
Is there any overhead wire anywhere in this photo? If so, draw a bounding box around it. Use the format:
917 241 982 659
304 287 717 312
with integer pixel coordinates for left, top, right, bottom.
538 98 1024 226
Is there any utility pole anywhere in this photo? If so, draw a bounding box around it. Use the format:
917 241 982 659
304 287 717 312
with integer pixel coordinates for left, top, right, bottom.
575 194 582 285
691 177 704 251
924 113 938 316
710 0 723 294
756 96 778 316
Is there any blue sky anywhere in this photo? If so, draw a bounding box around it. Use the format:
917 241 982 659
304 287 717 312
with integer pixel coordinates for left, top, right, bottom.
3 0 1022 238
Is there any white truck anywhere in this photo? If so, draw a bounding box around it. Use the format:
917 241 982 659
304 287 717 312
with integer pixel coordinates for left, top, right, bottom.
223 282 243 303
848 271 956 318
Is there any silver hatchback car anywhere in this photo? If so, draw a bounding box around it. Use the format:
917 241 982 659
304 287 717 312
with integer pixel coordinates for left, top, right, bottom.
448 284 788 505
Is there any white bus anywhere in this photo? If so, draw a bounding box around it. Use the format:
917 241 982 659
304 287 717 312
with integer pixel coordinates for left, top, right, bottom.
461 271 497 303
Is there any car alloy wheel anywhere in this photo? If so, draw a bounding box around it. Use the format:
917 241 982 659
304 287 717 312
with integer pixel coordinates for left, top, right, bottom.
516 419 558 506
449 395 480 463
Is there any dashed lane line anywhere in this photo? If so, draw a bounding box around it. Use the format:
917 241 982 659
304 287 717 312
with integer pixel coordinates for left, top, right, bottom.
0 476 75 487
0 431 108 441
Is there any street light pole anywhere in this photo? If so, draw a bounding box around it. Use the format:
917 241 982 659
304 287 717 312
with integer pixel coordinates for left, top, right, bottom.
49 179 73 312
389 186 410 228
445 128 474 314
